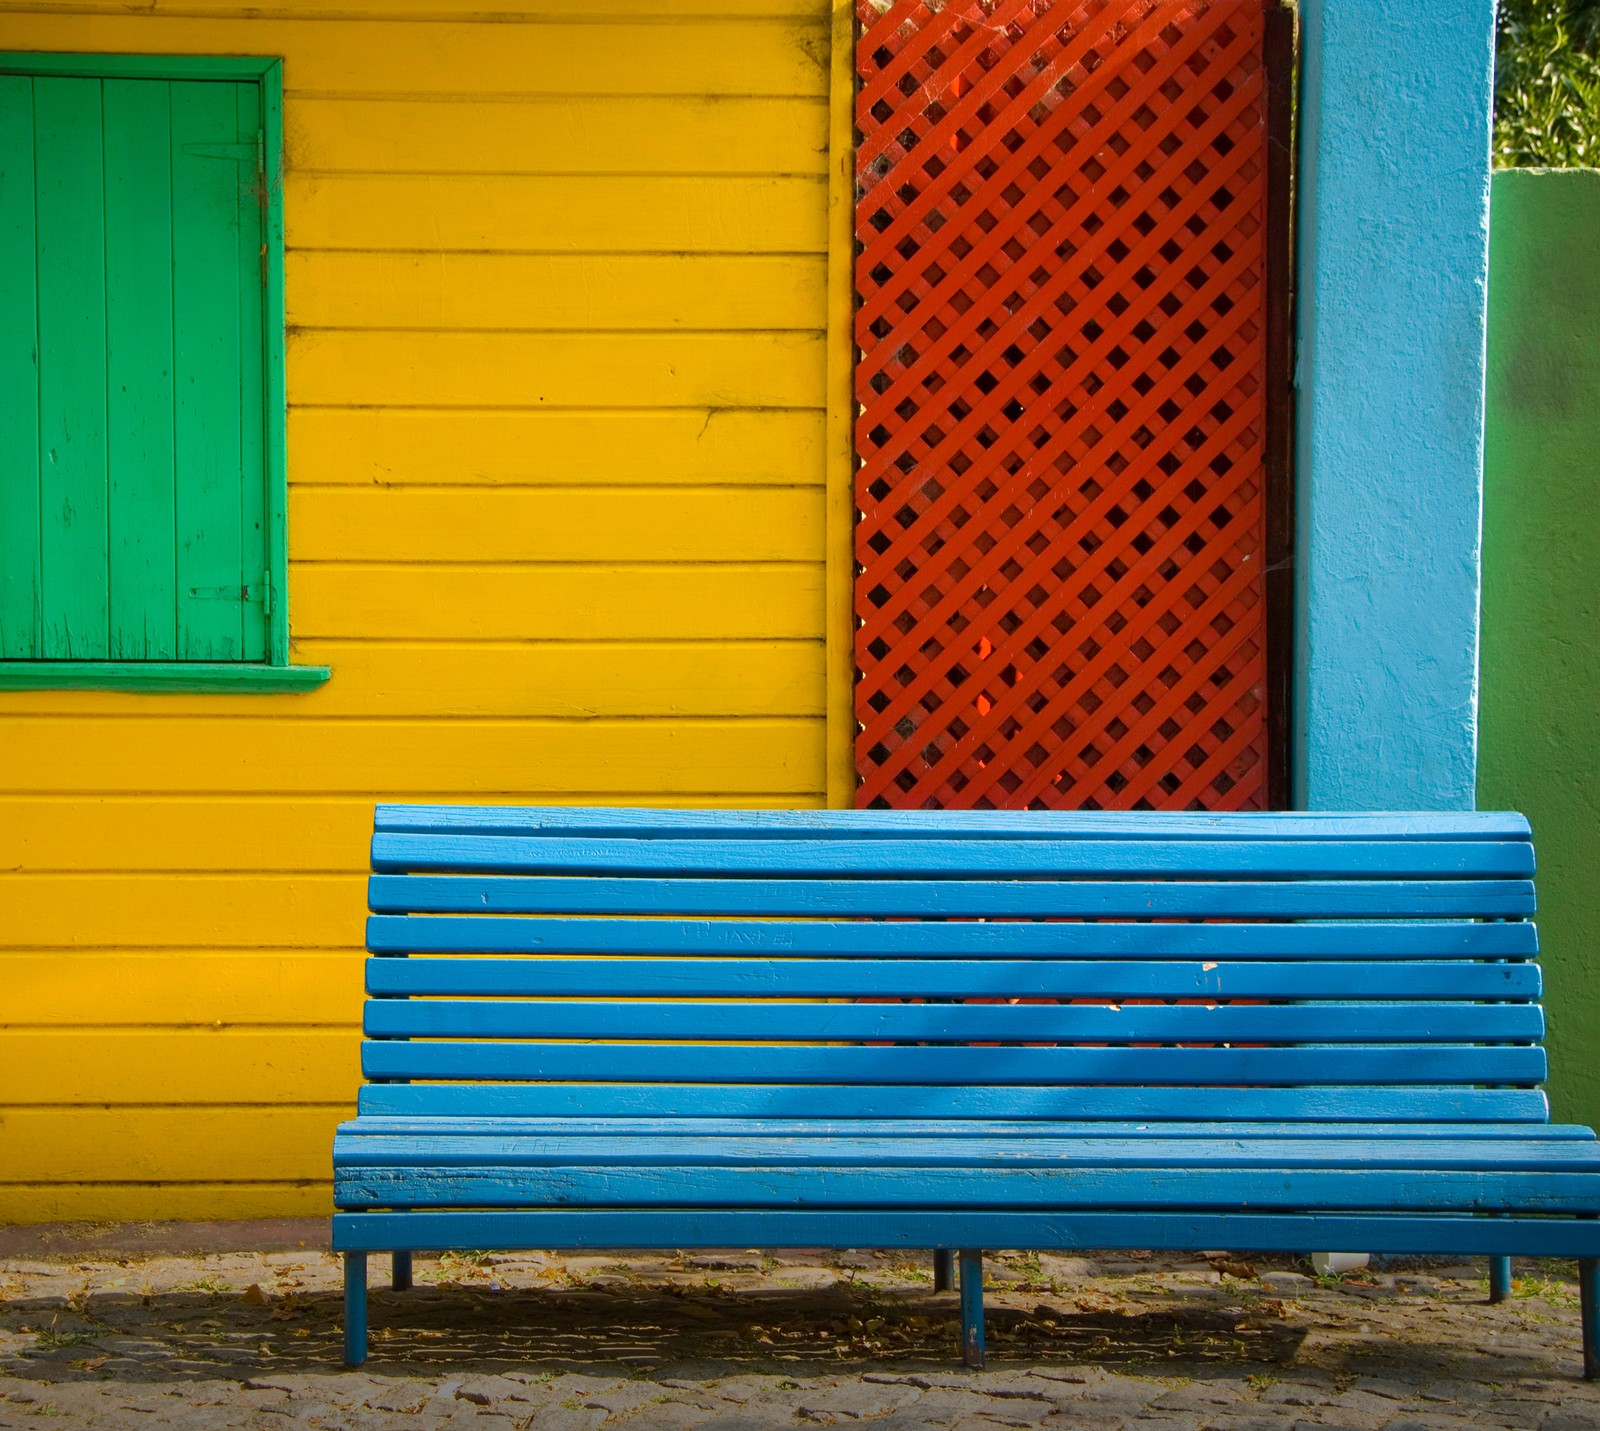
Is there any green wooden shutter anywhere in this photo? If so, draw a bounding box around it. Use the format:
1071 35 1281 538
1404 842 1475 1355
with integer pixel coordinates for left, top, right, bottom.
0 73 269 662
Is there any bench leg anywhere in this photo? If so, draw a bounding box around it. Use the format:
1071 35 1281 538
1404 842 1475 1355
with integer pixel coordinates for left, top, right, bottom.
933 1248 956 1292
392 1251 413 1292
1488 1256 1512 1304
1582 1258 1598 1381
959 1249 985 1370
344 1252 368 1368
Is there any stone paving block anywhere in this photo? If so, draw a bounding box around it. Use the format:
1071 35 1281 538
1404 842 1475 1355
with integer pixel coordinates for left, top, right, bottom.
794 1381 922 1419
1540 1411 1600 1431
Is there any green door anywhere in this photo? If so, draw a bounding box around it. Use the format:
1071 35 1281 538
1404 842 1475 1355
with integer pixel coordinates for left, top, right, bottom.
0 73 269 662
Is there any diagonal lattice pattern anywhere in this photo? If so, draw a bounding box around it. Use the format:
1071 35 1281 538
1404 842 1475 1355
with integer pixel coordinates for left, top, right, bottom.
855 0 1271 810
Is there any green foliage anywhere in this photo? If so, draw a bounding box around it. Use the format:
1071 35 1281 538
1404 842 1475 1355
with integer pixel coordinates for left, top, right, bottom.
1495 0 1600 167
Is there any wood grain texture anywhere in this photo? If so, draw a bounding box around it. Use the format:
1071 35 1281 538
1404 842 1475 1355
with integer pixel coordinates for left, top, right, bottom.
288 331 826 408
285 96 828 174
2 0 827 21
287 252 826 331
333 1208 1600 1258
2 951 363 1024
3 1028 358 1102
0 642 825 718
0 874 364 948
285 174 827 252
0 76 41 658
289 487 823 562
2 16 830 95
292 563 824 640
0 795 822 872
0 1183 332 1223
287 409 825 487
0 719 825 793
1 1106 347 1181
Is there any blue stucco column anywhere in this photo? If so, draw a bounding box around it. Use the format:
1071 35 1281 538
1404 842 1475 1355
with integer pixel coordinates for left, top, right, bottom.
1292 1 1496 810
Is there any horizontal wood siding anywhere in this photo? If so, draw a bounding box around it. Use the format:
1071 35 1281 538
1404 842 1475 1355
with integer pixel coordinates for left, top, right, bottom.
0 0 832 1220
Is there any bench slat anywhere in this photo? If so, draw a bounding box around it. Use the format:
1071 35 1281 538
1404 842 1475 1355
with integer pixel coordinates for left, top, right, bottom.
357 1083 1553 1122
334 1135 1600 1172
361 1041 1547 1086
366 957 1541 1002
370 834 1536 880
366 916 1539 960
331 1208 1600 1257
333 1164 1600 1213
368 875 1537 919
363 999 1546 1045
375 806 1533 843
340 1118 1598 1142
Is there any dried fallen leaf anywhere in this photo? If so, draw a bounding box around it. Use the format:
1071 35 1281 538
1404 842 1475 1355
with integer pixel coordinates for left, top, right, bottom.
242 1284 267 1305
69 1357 107 1372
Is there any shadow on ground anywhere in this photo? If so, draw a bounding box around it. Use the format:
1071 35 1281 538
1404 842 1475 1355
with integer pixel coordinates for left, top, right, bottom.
1 1279 1312 1383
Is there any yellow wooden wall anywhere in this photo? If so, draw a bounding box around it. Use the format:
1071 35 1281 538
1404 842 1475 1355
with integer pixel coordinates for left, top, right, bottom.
0 0 843 1221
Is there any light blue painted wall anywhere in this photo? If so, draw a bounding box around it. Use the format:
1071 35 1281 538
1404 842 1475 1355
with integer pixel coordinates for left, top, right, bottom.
1292 0 1495 811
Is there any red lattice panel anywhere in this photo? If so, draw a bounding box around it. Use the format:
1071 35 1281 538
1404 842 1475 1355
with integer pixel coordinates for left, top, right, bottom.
855 0 1271 810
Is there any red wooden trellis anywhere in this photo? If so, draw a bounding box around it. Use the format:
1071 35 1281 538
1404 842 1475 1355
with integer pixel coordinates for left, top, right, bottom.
854 0 1276 810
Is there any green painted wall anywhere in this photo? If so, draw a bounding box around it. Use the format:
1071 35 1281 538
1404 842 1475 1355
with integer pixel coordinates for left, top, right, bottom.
1480 168 1600 1128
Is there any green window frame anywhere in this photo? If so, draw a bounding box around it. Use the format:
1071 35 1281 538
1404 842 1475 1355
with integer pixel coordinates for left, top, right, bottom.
0 53 325 692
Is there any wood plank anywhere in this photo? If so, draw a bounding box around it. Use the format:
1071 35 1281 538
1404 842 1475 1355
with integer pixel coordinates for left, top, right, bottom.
368 874 1536 919
0 75 40 658
34 75 109 659
1 1105 346 1181
345 1118 1596 1143
171 78 247 660
0 799 371 871
364 999 1545 1045
285 173 827 253
367 956 1541 1004
366 913 1537 959
336 1163 1598 1212
292 563 824 641
6 0 826 16
369 833 1535 879
334 1134 1600 1173
332 1208 1600 1258
360 1083 1554 1124
0 719 825 794
0 1182 332 1224
103 77 178 659
287 409 825 487
288 331 826 408
0 642 826 718
286 96 827 175
371 806 1534 843
290 487 823 562
286 252 826 332
0 797 820 873
0 16 830 96
235 78 269 663
3 1028 358 1102
1 951 363 1025
360 1040 1548 1087
0 874 363 948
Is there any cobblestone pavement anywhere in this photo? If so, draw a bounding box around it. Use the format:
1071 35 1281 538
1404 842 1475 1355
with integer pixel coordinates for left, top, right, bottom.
1 1227 1597 1429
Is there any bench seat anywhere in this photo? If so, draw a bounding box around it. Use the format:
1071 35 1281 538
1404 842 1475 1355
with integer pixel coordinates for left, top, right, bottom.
334 806 1600 1375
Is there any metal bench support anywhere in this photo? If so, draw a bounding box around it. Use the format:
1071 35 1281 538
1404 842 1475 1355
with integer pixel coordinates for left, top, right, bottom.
959 1249 985 1369
1488 1255 1512 1304
344 1252 368 1368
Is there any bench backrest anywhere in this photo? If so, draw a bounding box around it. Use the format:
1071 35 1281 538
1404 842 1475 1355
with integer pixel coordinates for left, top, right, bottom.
361 807 1545 1126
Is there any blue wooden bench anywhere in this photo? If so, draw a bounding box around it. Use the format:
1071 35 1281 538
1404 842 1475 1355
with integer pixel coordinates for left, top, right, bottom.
334 806 1600 1375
